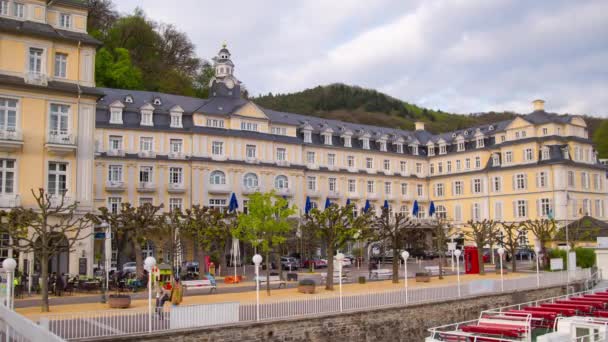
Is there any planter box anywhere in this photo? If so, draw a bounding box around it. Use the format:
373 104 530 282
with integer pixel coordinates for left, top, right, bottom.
358 276 366 284
415 272 431 283
298 285 315 294
108 295 131 309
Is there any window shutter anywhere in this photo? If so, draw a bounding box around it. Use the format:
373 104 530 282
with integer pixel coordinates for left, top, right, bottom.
536 199 540 217
452 182 455 196
512 175 516 190
535 173 539 188
524 176 528 190
513 200 517 218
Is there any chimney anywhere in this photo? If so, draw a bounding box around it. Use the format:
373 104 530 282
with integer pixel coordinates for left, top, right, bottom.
532 99 545 111
414 121 425 131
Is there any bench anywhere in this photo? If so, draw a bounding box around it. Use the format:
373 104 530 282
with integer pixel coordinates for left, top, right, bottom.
182 279 217 293
424 266 445 276
370 269 392 280
255 275 286 288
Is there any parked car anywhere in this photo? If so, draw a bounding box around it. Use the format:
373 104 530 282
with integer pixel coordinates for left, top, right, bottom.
122 262 136 274
303 257 327 269
281 257 299 270
333 256 352 268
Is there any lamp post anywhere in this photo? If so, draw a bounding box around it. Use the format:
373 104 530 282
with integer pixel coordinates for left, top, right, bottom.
99 222 111 304
144 256 156 333
535 246 541 288
497 247 505 292
454 249 462 297
2 258 16 310
252 254 262 321
565 245 571 285
401 251 409 304
336 252 345 312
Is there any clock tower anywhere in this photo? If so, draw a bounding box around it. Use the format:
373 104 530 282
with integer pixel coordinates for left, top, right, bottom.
209 44 242 98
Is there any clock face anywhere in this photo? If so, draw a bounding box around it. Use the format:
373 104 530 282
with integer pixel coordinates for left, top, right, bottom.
224 78 235 89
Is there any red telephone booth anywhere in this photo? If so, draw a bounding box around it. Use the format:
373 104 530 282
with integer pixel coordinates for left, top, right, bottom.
464 246 479 274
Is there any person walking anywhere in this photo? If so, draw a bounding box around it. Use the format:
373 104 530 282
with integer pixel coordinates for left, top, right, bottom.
170 278 183 306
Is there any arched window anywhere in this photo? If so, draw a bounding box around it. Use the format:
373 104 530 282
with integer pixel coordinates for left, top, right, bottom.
210 170 226 185
243 173 258 188
275 175 288 189
436 205 447 219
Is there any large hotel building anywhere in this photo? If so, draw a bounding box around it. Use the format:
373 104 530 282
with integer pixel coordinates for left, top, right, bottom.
0 1 606 275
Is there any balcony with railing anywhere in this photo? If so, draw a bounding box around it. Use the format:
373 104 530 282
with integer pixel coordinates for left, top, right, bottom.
207 182 230 194
167 182 186 193
168 152 187 160
0 194 20 208
276 160 290 167
276 187 293 197
24 72 48 86
0 129 24 152
138 150 157 159
49 195 74 208
307 189 321 198
327 191 342 200
106 149 126 157
45 133 77 155
367 192 379 201
137 182 157 193
242 186 261 195
346 191 361 200
105 181 126 192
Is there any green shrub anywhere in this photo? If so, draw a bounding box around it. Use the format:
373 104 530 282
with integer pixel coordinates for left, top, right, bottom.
547 248 596 270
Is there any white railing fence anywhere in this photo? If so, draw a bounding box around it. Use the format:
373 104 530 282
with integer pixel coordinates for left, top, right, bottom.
0 304 64 342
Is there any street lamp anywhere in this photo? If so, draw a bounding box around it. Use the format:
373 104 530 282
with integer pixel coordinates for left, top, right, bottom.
336 252 345 312
565 245 571 285
252 254 263 321
144 256 156 333
98 222 111 304
454 249 462 297
2 258 16 310
497 247 505 292
401 251 409 304
535 246 541 288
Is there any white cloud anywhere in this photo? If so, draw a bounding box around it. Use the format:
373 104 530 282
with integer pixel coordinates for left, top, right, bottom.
112 0 608 117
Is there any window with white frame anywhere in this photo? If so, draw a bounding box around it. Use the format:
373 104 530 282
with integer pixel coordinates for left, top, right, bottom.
323 134 332 145
457 141 465 152
348 179 356 193
447 160 452 172
209 199 227 212
209 170 225 185
411 144 418 155
593 174 601 191
476 137 484 148
539 198 551 217
428 145 435 156
47 162 67 195
347 155 355 168
465 158 471 169
276 148 286 161
303 131 312 143
472 203 481 221
494 202 503 221
327 153 336 166
400 205 409 216
246 144 257 159
435 183 444 197
59 13 71 28
574 146 580 161
417 184 424 197
275 175 288 189
140 137 153 152
489 176 500 192
516 200 528 218
367 180 375 193
0 1 8 15
168 198 183 211
271 126 287 135
169 167 183 184
140 110 153 126
416 163 422 175
400 161 407 173
505 151 513 164
170 112 182 128
54 53 67 78
456 160 462 171
567 170 575 187
541 147 550 161
542 127 548 136
108 197 122 214
28 47 43 74
206 118 224 128
401 183 408 196
329 177 337 192
430 163 435 175
379 141 387 152
49 104 69 136
139 166 153 183
306 151 315 164
384 182 391 195
307 176 317 191
438 162 443 174
109 136 123 151
243 173 258 189
169 139 183 154
439 144 447 155
454 204 462 222
240 121 258 132
475 156 481 169
13 2 24 17
110 108 123 124
454 181 463 195
0 159 15 194
524 148 534 161
212 141 223 156
108 165 122 182
362 138 370 150
396 143 404 153
472 178 482 194
435 205 447 219
515 173 527 190
343 136 352 147
581 172 589 189
0 98 18 132
383 159 390 171
492 153 500 166
366 157 373 169
537 171 547 188
417 205 426 219
595 200 605 217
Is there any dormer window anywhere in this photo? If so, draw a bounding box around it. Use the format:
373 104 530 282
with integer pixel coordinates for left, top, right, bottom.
492 153 500 166
110 108 123 124
241 121 258 132
303 131 312 143
488 125 494 131
541 147 550 161
323 134 332 145
59 13 71 28
379 141 387 152
344 136 352 147
457 141 465 152
125 96 133 103
170 112 182 128
153 98 162 106
362 138 370 150
476 137 484 148
395 143 403 153
410 144 419 156
141 110 153 126
464 131 469 136
427 144 435 156
562 147 570 159
439 144 447 155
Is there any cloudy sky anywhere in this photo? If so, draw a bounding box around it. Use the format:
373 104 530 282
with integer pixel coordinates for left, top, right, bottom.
113 0 608 117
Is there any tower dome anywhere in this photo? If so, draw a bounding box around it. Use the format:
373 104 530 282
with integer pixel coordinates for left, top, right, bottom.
209 43 242 98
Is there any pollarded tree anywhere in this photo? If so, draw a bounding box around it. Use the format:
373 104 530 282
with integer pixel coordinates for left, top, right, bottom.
465 219 499 275
98 202 163 279
371 207 419 283
499 222 522 272
235 192 296 295
181 205 226 277
429 217 455 280
0 188 99 312
520 218 557 269
304 203 372 290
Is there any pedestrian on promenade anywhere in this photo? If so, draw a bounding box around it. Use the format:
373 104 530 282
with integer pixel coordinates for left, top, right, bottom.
170 278 183 306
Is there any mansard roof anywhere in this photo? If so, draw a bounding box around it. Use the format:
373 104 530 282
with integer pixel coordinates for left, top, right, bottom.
0 16 101 46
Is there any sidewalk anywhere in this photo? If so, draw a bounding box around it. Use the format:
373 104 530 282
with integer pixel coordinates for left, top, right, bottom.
17 272 527 318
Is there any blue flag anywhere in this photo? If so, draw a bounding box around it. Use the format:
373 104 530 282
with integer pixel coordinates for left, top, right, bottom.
412 200 419 217
383 200 389 210
364 200 371 213
324 198 331 209
346 198 351 206
429 201 436 217
228 193 238 212
305 196 312 215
